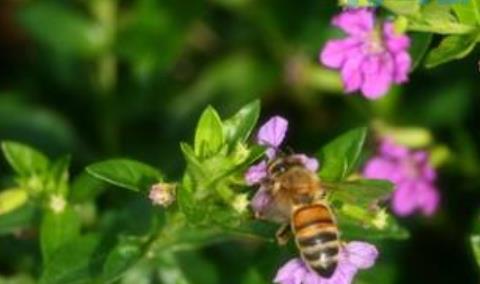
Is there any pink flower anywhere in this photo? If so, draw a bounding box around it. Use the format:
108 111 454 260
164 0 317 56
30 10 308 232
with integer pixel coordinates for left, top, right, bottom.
245 116 319 214
320 8 411 99
274 241 378 284
148 183 176 207
257 116 289 158
363 139 440 217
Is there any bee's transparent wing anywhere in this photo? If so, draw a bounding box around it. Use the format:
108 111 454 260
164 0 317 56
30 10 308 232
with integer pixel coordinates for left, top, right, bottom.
323 179 393 208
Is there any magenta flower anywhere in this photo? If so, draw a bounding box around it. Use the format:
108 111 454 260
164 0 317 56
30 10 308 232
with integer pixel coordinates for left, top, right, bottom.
245 116 319 214
320 8 411 99
257 116 289 158
274 241 378 284
363 139 440 217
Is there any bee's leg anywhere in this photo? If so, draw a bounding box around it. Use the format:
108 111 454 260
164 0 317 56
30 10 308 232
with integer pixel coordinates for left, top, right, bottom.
275 223 291 246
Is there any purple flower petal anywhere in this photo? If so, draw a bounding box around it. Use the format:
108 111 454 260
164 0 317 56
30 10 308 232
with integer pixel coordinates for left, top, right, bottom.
344 241 379 269
363 157 396 181
332 8 374 37
320 8 411 99
274 258 305 284
379 139 409 158
417 182 440 216
363 139 440 217
383 22 410 53
292 154 320 172
360 54 394 99
250 186 273 214
257 116 288 159
320 38 361 68
393 51 411 83
340 48 365 93
274 241 378 284
245 161 268 185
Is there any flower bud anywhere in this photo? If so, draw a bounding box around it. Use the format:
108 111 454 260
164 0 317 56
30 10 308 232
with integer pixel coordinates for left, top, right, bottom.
149 183 176 207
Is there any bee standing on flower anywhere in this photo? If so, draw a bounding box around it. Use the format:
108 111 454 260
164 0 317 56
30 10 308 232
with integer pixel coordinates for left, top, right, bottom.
259 155 341 278
246 116 380 284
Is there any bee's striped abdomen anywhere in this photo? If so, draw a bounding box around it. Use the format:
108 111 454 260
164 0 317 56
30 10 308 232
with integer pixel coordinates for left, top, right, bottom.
292 203 339 278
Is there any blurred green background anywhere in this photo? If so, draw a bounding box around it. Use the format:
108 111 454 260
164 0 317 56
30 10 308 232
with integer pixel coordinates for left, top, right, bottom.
1 0 479 283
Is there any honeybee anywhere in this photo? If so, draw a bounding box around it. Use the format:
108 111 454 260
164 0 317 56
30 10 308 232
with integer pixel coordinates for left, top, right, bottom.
257 155 340 278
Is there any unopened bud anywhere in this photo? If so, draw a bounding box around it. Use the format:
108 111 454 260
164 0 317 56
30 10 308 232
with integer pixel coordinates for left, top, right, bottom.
149 183 176 207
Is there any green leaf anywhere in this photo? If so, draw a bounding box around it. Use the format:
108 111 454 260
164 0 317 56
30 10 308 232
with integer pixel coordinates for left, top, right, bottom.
40 207 81 263
223 100 260 148
327 179 393 208
2 141 49 176
0 203 37 235
180 143 207 180
409 32 433 70
0 188 28 215
86 159 162 192
338 208 409 240
70 172 105 203
102 237 145 283
46 155 71 195
408 4 476 35
194 106 224 158
18 3 107 56
453 0 480 25
39 234 101 284
317 127 368 181
382 0 421 16
176 250 219 284
471 235 480 267
425 33 479 68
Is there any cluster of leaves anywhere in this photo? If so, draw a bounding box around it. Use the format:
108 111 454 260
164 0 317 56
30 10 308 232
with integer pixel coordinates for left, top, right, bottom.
342 0 480 68
0 102 408 283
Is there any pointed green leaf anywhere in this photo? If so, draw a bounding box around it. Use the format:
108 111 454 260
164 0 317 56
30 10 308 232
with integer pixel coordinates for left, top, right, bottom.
223 100 260 148
194 106 224 158
425 33 479 68
46 155 71 195
86 159 162 192
102 237 145 283
317 127 368 181
408 4 476 34
39 234 101 284
409 32 433 70
41 207 81 263
2 141 49 176
471 235 480 267
453 0 480 25
382 0 421 16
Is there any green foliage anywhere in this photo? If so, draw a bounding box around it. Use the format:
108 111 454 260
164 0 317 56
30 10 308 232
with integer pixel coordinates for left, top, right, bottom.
2 141 49 176
425 33 480 68
18 2 107 56
40 208 81 263
86 159 163 192
317 127 367 181
3 0 480 282
39 234 101 284
194 106 225 158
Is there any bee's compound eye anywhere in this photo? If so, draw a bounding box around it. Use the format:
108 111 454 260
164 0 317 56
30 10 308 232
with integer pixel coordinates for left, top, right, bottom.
272 164 286 174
